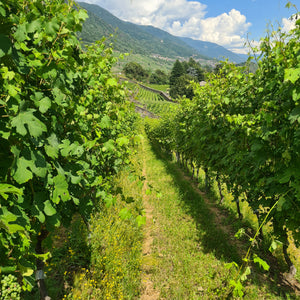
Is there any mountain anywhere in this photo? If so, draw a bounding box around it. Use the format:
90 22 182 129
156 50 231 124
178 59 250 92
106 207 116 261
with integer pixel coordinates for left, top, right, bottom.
77 2 208 59
179 37 245 63
77 2 246 63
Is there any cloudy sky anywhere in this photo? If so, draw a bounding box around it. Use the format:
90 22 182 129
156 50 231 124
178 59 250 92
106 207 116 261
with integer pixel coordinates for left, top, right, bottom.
79 0 297 54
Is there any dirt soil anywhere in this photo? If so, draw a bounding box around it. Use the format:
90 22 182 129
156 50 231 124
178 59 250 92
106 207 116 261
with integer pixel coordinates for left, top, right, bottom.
140 141 160 300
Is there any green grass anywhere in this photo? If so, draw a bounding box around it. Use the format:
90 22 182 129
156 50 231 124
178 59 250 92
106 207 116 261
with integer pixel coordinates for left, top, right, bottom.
179 158 300 283
140 132 297 299
112 52 174 74
147 84 169 93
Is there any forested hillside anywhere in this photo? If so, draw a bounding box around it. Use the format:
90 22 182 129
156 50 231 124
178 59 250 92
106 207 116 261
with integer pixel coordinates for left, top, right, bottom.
77 1 245 63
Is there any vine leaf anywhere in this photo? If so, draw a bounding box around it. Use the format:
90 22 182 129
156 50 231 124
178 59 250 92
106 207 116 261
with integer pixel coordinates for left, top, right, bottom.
253 254 270 271
119 208 132 220
52 174 70 204
284 68 300 84
289 107 300 123
45 133 59 159
12 157 33 184
135 215 146 227
100 115 112 129
11 109 47 137
44 200 56 216
0 184 23 200
0 207 25 233
38 97 51 113
240 266 251 282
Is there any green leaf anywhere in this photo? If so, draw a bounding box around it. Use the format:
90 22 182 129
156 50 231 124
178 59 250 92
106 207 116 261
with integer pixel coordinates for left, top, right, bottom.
116 136 129 147
45 19 60 36
11 109 47 137
284 68 300 84
59 140 72 156
103 193 115 208
29 149 48 178
44 200 56 216
14 23 28 42
292 88 300 101
240 266 251 282
26 19 42 33
45 133 59 159
7 84 20 97
234 228 245 239
279 169 292 183
253 254 270 271
269 240 281 252
119 208 132 220
52 87 64 105
1 66 14 80
277 196 285 212
225 261 239 270
78 9 88 21
135 215 146 227
230 279 244 298
32 205 45 223
46 214 61 228
52 174 70 204
0 5 6 17
107 78 118 87
289 107 300 123
0 184 23 200
38 97 51 113
12 157 33 184
100 115 112 129
19 266 34 277
0 207 25 233
102 140 115 152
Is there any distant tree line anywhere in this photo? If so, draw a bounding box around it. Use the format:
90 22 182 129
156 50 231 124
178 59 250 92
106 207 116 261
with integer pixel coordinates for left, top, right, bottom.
123 62 168 84
123 57 206 99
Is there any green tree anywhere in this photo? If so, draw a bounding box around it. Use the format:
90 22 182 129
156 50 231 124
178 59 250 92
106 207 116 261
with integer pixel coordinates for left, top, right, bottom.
187 58 205 81
169 74 194 99
169 59 201 99
123 62 148 81
149 69 168 84
169 59 184 86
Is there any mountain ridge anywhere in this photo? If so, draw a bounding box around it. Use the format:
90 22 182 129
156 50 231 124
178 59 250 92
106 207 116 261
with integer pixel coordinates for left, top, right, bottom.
77 2 246 63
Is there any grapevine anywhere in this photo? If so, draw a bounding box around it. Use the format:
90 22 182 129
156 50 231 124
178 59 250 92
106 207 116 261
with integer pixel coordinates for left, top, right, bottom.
146 13 300 277
0 0 135 296
0 274 21 300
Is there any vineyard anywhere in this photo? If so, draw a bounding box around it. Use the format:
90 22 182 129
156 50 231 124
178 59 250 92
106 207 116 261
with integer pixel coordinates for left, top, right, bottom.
1 0 300 299
127 82 175 116
0 0 140 298
145 13 300 296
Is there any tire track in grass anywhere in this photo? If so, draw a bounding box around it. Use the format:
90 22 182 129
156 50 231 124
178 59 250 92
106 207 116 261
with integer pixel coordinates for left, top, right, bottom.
140 137 160 300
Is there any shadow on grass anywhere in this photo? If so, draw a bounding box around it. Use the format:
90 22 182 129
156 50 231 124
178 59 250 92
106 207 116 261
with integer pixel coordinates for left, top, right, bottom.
148 140 298 299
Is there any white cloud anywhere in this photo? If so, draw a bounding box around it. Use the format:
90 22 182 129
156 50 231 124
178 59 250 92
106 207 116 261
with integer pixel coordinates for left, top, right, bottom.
80 0 252 53
281 17 296 33
167 9 251 50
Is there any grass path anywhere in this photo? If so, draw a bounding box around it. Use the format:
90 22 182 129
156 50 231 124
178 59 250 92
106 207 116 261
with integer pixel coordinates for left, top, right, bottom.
141 137 160 300
139 133 295 299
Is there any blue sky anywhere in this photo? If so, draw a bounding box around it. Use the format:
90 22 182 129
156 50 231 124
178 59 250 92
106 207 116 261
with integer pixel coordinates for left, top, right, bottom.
80 0 297 54
201 0 294 39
